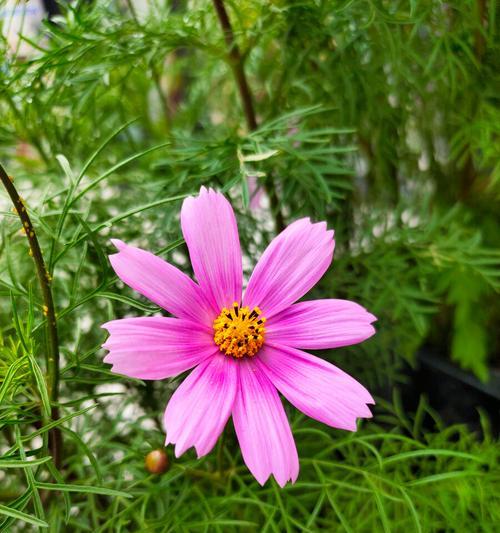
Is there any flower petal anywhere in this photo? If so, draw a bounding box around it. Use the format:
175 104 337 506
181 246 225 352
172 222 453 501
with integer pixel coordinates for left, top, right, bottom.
232 360 299 487
256 344 374 431
109 239 213 326
102 317 216 379
164 354 238 458
181 187 242 311
244 219 334 318
266 299 376 349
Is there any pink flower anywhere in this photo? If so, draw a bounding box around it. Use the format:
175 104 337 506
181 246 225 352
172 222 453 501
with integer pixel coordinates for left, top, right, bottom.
102 187 376 487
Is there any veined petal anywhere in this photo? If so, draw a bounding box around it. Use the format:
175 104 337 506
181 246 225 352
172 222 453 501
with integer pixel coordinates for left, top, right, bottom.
232 360 299 487
109 240 213 327
102 317 216 379
244 218 334 318
256 344 374 431
181 187 243 311
164 354 238 458
267 299 376 349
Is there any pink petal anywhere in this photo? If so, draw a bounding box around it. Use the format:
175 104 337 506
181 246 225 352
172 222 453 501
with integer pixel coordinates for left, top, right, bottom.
266 299 377 349
164 354 238 458
256 344 374 431
109 240 214 326
102 317 216 379
232 360 299 487
181 187 242 311
244 219 334 318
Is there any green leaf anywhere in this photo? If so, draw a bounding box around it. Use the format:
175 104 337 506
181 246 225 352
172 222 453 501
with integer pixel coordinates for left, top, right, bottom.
0 456 52 468
240 149 279 162
35 482 132 499
0 357 28 404
0 504 49 528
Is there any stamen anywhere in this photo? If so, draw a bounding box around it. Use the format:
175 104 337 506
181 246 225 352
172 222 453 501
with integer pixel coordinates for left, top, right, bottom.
213 304 266 358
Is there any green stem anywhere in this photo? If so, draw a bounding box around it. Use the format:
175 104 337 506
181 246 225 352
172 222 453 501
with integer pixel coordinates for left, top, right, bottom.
0 162 62 469
212 0 285 231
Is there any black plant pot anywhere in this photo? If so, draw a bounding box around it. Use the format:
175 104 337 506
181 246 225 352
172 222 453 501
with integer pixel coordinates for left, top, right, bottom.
401 348 500 437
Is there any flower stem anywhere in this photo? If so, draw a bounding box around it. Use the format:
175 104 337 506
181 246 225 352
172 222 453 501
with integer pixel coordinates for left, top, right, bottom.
212 0 257 131
211 0 285 231
0 162 62 469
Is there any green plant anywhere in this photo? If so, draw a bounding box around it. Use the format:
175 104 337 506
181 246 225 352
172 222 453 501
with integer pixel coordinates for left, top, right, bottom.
1 0 499 530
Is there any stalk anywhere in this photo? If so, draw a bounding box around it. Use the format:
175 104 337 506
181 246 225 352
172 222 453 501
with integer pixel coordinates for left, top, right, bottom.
0 163 62 469
212 0 285 231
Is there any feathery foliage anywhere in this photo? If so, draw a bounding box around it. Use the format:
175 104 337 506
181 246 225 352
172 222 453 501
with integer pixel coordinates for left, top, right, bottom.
1 0 499 530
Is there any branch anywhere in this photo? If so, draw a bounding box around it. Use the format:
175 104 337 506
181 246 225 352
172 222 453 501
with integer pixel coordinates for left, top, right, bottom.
212 0 285 231
0 162 62 469
212 0 257 131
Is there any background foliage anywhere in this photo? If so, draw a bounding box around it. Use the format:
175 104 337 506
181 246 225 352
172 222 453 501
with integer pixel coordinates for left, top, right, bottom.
0 0 499 530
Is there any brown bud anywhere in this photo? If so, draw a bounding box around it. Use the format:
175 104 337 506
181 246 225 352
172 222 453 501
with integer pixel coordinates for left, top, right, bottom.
145 449 169 475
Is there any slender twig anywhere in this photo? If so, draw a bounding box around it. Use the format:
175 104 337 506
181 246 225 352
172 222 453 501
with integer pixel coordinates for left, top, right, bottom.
212 0 285 231
0 162 62 469
212 0 257 131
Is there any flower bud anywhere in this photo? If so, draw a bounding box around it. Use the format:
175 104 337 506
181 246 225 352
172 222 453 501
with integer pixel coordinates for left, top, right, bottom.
145 449 169 474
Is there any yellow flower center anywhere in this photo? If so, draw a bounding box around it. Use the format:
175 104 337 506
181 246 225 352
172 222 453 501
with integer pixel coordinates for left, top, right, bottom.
213 302 266 358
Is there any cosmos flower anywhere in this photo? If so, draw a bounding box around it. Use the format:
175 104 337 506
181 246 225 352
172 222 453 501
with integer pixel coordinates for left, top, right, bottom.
102 187 376 486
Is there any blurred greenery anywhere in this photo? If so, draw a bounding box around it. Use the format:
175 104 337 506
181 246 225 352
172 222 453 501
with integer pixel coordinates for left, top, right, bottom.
0 0 499 531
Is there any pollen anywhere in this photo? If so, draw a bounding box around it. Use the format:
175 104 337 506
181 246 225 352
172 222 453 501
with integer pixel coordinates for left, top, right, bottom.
213 302 266 358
